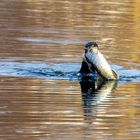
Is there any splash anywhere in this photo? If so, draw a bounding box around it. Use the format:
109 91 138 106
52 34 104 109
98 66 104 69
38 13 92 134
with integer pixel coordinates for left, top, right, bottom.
0 62 139 82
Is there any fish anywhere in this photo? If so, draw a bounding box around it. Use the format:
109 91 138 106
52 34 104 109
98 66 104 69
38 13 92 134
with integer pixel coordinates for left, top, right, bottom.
80 42 119 80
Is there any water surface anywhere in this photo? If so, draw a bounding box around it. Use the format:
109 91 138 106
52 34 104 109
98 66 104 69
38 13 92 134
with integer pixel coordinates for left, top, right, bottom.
0 0 140 140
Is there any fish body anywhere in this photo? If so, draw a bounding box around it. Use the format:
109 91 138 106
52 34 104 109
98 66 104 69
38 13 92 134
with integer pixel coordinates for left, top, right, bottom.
85 49 118 80
80 42 119 80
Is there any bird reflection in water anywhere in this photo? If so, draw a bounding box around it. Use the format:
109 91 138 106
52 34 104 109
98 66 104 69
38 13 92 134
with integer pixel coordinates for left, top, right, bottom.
79 76 118 120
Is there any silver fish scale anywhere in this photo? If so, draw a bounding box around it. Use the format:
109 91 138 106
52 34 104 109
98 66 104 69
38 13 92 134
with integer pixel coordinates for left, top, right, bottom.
85 50 115 80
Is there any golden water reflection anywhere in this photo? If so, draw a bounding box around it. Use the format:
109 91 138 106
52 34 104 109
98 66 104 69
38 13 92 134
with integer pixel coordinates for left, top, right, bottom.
0 0 140 140
0 77 139 139
0 0 140 68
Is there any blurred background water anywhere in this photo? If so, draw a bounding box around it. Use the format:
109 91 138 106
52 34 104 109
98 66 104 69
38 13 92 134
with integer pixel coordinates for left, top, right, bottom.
0 0 140 140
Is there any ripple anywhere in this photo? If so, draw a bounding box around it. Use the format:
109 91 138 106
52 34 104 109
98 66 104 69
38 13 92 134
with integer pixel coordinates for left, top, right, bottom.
17 37 82 45
0 62 139 82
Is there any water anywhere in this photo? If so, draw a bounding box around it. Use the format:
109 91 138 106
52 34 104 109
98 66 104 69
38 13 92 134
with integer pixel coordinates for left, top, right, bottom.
0 0 140 140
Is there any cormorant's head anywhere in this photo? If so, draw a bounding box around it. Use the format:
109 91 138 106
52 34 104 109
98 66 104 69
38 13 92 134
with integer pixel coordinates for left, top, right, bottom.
84 42 98 52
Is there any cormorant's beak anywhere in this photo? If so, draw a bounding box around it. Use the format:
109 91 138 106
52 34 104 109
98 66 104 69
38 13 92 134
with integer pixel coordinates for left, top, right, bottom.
84 45 98 52
84 43 99 53
91 45 98 51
